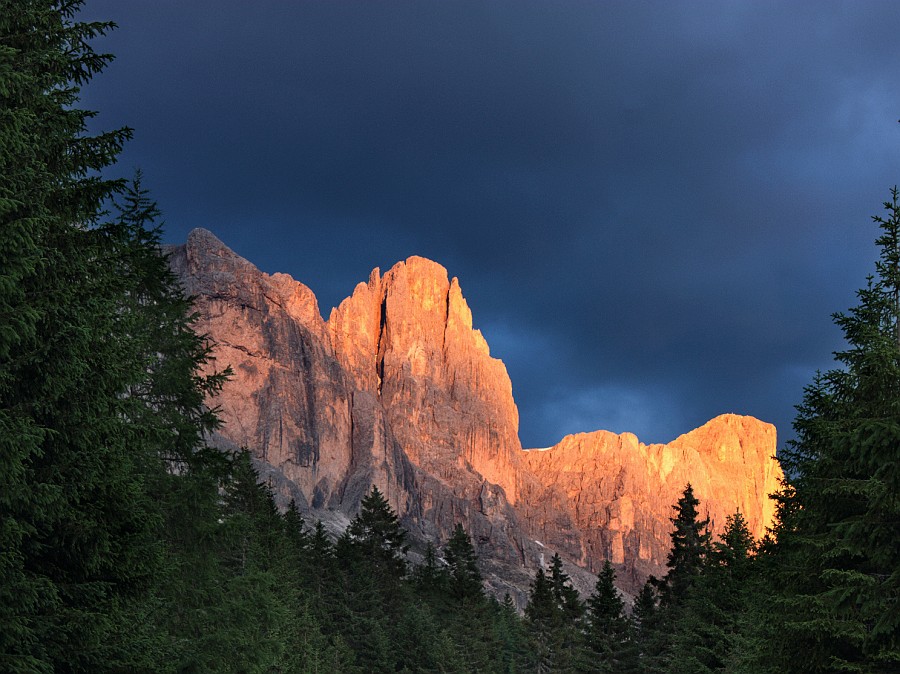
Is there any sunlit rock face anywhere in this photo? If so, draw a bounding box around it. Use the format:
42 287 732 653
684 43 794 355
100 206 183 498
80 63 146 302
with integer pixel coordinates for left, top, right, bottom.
169 228 783 599
168 230 532 598
167 228 417 516
329 256 523 504
519 414 782 587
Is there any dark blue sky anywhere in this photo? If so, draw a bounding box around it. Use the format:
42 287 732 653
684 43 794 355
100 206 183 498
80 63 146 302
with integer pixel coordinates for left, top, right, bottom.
80 1 900 448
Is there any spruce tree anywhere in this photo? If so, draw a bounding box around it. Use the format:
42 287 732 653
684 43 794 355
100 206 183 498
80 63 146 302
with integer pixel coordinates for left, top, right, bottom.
632 577 659 641
659 483 711 608
630 577 663 670
525 567 560 674
345 485 409 580
524 554 585 672
494 593 532 672
753 189 900 671
549 552 586 623
336 486 411 669
632 485 711 671
0 6 230 670
412 541 448 598
283 500 310 560
667 511 756 673
106 172 228 471
584 560 629 670
307 520 337 611
1 4 131 669
444 522 484 601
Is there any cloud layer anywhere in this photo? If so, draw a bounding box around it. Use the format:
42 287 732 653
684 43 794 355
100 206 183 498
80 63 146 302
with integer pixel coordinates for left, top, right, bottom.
82 1 900 446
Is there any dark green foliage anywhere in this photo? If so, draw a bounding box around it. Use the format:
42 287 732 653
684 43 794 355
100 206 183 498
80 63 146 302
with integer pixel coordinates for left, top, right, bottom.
525 554 585 672
0 4 232 669
659 483 712 608
746 190 900 672
345 485 409 580
1 2 133 669
106 173 228 471
667 511 757 673
624 485 713 671
494 593 533 672
549 552 586 623
584 560 630 671
633 577 659 640
444 522 484 601
526 567 560 673
324 486 539 671
412 540 448 598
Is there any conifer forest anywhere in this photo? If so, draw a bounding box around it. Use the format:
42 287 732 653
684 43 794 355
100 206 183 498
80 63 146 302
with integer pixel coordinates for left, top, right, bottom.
1 3 898 672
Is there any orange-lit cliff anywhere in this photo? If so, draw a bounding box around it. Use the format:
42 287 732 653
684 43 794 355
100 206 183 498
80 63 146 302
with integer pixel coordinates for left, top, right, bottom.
519 414 781 586
169 228 783 597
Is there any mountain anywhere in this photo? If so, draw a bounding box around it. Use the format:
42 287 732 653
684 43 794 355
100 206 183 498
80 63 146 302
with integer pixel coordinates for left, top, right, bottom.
168 228 782 601
520 414 781 588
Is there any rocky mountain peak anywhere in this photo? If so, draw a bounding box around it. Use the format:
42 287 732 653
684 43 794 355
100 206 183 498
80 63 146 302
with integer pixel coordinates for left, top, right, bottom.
172 228 783 598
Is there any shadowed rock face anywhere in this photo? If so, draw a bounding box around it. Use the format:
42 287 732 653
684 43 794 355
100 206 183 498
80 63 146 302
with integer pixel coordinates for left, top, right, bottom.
169 228 783 598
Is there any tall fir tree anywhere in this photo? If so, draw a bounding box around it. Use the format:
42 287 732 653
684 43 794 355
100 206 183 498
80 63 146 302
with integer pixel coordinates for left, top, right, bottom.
412 541 448 599
667 511 757 673
658 483 712 608
525 567 560 674
549 552 586 624
629 574 662 670
345 485 409 580
1 4 131 669
444 522 484 602
0 6 229 670
524 554 585 672
584 560 630 671
632 577 659 641
750 189 900 672
634 486 712 672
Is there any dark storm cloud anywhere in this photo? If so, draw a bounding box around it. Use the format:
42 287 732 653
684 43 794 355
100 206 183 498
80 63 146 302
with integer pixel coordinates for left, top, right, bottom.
81 1 900 447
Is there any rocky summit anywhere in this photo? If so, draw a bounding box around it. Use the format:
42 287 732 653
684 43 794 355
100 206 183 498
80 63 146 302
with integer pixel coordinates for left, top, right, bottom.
168 228 782 602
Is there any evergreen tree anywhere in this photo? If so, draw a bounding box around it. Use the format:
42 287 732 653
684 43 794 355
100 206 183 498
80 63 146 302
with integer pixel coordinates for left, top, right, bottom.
629 576 664 670
632 485 713 671
412 541 448 598
494 594 532 672
283 499 310 561
525 567 560 674
524 554 584 672
335 486 413 669
444 522 484 602
1 4 133 670
658 483 711 608
173 450 293 672
333 528 397 670
0 7 230 669
106 173 228 471
345 485 409 580
632 577 659 640
306 520 338 619
667 511 757 673
549 552 586 623
584 560 630 671
750 190 900 671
